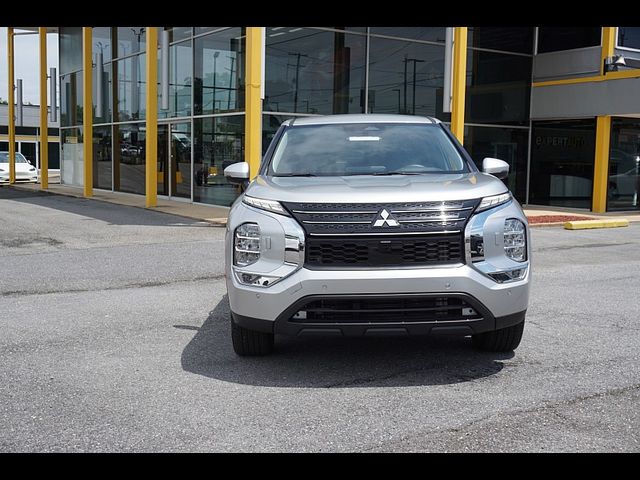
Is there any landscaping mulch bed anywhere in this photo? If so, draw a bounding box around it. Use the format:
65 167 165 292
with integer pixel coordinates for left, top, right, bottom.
526 215 595 224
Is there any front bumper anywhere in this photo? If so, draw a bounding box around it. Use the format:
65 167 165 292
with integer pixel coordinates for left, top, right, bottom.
227 262 530 337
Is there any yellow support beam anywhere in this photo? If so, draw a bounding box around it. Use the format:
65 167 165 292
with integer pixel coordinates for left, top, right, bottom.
145 27 158 208
450 27 468 143
592 115 612 213
601 27 617 75
7 27 15 184
82 27 93 197
39 27 48 189
245 27 263 180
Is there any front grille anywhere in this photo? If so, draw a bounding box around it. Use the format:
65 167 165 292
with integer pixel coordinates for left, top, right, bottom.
282 200 479 236
289 296 481 324
306 234 463 267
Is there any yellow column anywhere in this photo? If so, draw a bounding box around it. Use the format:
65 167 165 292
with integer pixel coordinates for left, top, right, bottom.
450 27 468 143
82 27 93 197
7 27 15 184
244 27 263 179
601 27 616 75
592 116 612 213
39 27 49 189
145 27 158 208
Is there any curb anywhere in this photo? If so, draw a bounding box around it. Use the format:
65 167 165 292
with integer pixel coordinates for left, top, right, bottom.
564 219 629 230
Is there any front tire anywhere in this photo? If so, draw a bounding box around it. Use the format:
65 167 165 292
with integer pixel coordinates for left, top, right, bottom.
231 316 274 356
472 320 525 352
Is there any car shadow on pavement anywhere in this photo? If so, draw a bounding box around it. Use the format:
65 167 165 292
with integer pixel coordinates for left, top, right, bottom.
181 295 513 388
0 187 212 227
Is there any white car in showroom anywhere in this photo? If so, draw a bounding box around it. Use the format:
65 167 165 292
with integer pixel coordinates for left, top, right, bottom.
0 151 38 183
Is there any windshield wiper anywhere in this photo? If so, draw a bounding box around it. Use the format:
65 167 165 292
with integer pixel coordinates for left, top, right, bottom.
273 173 318 177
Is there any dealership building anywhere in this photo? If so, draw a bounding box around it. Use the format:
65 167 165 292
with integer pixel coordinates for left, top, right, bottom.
5 27 640 212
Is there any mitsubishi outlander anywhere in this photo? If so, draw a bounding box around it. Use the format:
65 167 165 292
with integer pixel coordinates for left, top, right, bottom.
224 115 530 356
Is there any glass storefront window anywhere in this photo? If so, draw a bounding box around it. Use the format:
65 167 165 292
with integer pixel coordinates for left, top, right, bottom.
264 28 366 114
93 62 112 124
608 118 640 211
93 27 112 63
194 28 245 115
368 36 445 116
159 40 192 119
537 28 601 54
164 27 192 42
463 125 529 202
114 54 146 121
93 126 112 190
113 123 146 195
116 27 146 57
468 27 534 54
60 71 83 127
370 27 446 43
529 119 596 208
60 27 82 74
60 128 83 187
465 50 531 126
193 116 244 206
618 27 640 50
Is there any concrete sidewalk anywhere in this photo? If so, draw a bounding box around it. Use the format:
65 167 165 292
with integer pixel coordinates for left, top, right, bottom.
7 183 230 226
7 182 640 227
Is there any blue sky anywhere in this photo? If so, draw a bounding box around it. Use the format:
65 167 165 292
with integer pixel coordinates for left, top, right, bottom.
0 27 59 105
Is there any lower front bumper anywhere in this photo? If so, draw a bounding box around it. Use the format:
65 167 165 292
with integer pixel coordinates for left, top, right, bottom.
232 292 526 337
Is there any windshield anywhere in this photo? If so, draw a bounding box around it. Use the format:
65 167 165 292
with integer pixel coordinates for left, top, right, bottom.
0 152 29 163
268 123 469 177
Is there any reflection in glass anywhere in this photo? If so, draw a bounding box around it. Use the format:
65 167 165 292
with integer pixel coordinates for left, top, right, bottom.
537 28 601 54
116 27 146 57
60 27 83 74
264 28 366 114
608 118 640 211
370 27 445 43
262 114 296 155
60 72 83 127
194 28 245 115
113 123 146 195
468 27 534 54
159 40 192 119
114 54 146 121
368 36 445 116
93 61 112 123
465 50 531 126
93 27 112 63
618 27 640 50
61 128 83 187
165 27 192 42
93 126 112 190
157 122 191 199
529 120 596 208
463 125 528 202
193 116 244 206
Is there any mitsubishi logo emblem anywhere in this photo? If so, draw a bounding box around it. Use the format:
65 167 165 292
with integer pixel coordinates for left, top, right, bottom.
373 209 399 227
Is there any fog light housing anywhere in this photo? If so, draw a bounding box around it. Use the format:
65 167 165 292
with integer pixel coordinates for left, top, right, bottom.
488 267 527 283
234 223 261 267
233 271 281 287
504 218 526 262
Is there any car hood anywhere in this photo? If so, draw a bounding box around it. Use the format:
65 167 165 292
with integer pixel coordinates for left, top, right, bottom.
245 172 508 204
0 162 35 173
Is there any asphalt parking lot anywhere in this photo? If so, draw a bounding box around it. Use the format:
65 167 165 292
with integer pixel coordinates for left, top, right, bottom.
1 186 639 452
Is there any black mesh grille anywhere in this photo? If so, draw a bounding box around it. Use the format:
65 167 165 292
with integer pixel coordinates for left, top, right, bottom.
306 235 463 267
289 296 481 324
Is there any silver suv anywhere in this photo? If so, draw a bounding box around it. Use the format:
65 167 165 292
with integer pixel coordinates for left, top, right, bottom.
224 114 530 356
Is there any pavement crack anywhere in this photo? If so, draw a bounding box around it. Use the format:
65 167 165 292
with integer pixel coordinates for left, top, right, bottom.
1 274 226 297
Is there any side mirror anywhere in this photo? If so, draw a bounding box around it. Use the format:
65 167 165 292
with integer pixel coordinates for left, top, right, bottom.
482 157 510 180
223 162 250 185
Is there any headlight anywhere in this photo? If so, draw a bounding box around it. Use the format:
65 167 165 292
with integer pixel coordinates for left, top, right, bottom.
476 192 511 212
234 223 261 267
504 218 526 262
243 195 290 216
